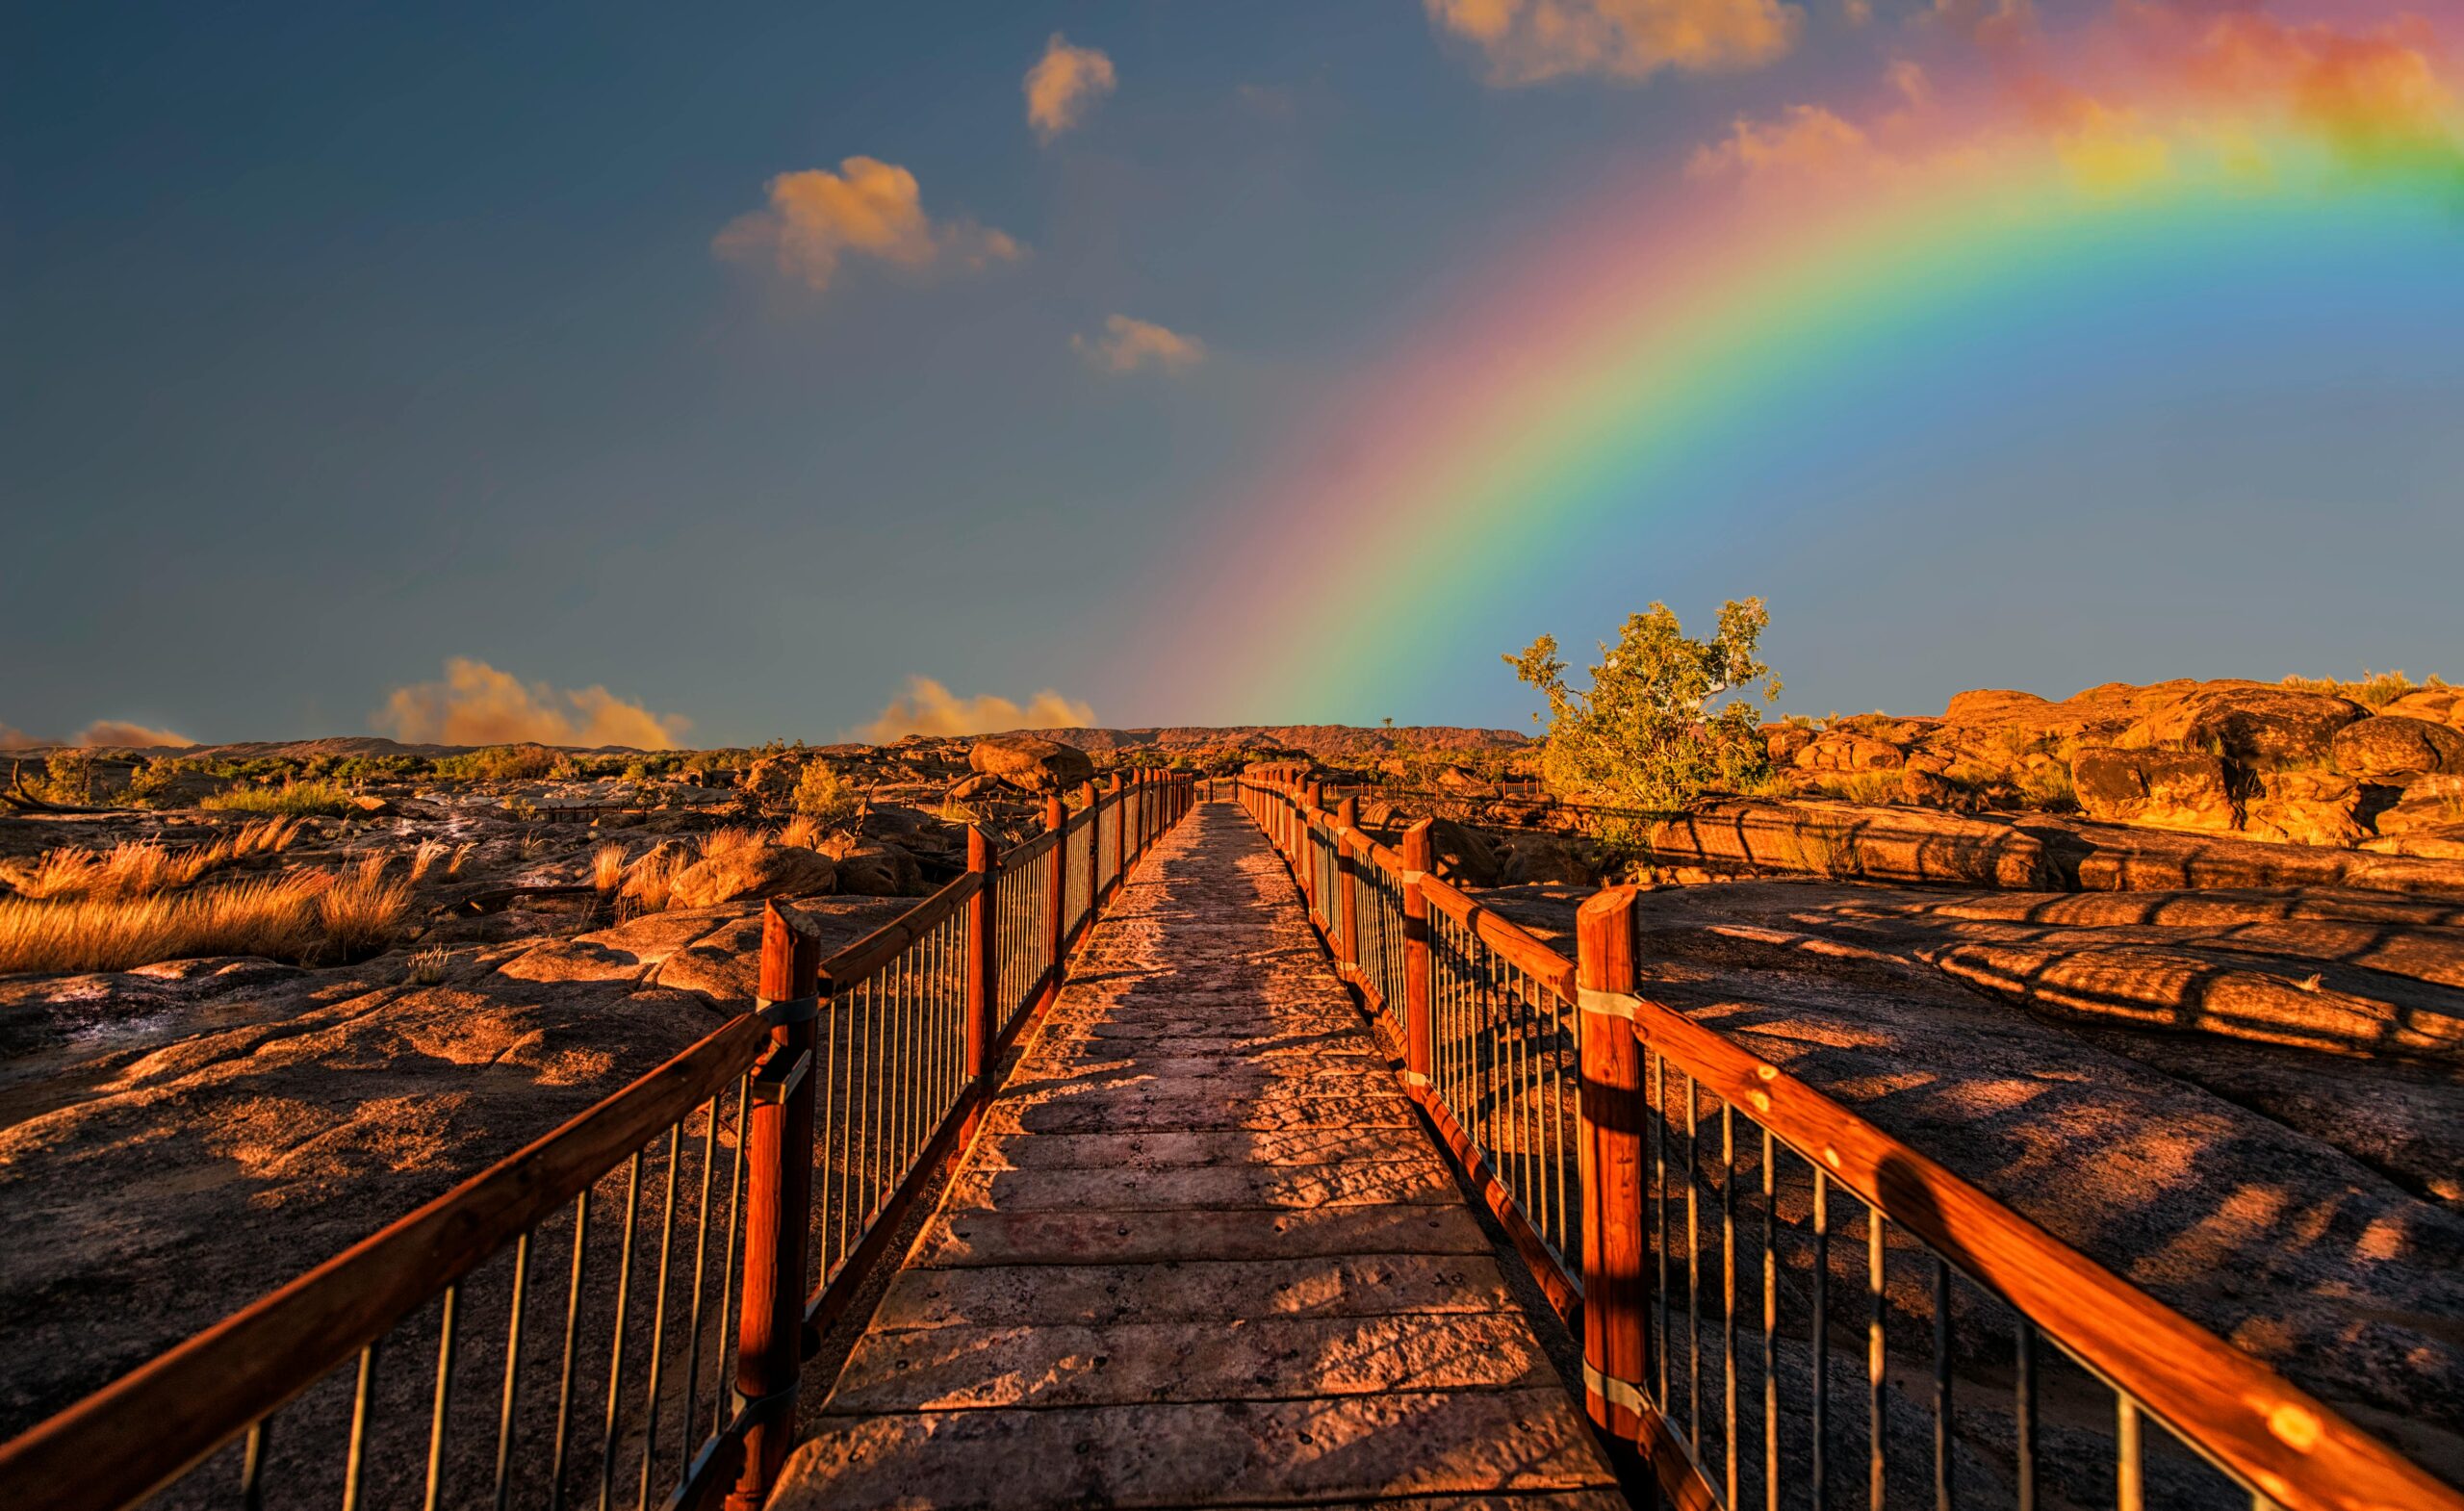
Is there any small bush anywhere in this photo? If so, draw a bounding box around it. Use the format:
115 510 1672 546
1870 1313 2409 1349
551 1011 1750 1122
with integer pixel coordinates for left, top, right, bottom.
792 763 860 824
405 946 450 986
201 781 354 817
700 826 766 860
1506 598 1780 815
433 745 559 782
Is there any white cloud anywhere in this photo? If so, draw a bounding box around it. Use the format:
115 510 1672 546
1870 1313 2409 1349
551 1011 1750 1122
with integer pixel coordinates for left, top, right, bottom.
1073 315 1207 374
713 156 1022 295
1026 34 1117 141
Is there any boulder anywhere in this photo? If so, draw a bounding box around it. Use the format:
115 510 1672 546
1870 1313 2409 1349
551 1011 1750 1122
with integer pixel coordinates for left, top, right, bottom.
1497 832 1594 886
967 735 1092 794
2118 686 2364 767
1760 724 1815 765
665 843 836 909
2374 778 2464 838
2070 748 2235 832
1899 765 1955 806
1433 765 1498 796
1794 733 1905 772
1425 818 1501 887
2383 687 2464 730
2331 715 2464 781
822 836 923 896
945 774 1000 801
2239 769 2365 849
346 794 398 818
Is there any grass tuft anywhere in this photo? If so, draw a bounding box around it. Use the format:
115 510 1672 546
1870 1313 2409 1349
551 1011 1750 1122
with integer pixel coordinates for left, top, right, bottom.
592 843 628 892
0 860 411 975
201 780 355 817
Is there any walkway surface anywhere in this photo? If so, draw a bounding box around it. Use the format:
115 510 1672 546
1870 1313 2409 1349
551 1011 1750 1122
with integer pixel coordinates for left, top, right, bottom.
768 800 1621 1510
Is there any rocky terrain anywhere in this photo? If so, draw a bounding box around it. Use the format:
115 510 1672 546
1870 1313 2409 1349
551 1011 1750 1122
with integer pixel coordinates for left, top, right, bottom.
0 728 1196 1434
4 693 2461 1483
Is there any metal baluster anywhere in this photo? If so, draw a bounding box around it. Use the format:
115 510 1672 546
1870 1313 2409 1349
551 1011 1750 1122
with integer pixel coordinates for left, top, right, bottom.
1812 1170 1829 1511
550 1192 591 1511
637 1125 684 1511
494 1232 532 1510
1655 1052 1670 1412
2015 1319 2037 1511
424 1283 459 1511
1763 1131 1779 1511
239 1419 270 1511
597 1152 646 1511
708 1081 749 1446
1724 1102 1739 1508
680 1097 718 1478
1686 1074 1702 1447
2118 1397 2145 1511
1933 1257 1953 1511
343 1342 381 1511
1869 1207 1887 1511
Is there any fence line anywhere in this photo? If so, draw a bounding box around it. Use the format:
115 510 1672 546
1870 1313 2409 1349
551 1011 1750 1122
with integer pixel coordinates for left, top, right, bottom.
0 772 1196 1511
1232 766 2461 1511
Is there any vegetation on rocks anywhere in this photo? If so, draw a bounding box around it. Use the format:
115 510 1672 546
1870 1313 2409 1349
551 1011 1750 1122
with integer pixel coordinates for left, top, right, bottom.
198 779 355 817
1505 598 1780 814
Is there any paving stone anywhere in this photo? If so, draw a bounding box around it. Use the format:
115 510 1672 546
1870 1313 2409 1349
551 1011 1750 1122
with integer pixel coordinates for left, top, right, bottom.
774 1389 1616 1510
942 1162 1455 1213
830 1312 1560 1410
867 1255 1519 1329
773 802 1614 1510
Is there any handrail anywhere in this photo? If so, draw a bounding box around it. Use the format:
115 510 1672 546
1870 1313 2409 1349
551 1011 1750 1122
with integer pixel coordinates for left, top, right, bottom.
0 1012 770 1511
799 870 980 986
1230 771 2463 1511
0 773 1199 1511
1586 936 2458 1511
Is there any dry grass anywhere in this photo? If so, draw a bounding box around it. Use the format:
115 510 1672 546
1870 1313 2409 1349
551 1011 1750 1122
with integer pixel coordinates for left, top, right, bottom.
620 848 689 916
2280 670 2447 711
1806 770 1903 806
405 946 450 986
0 859 412 975
407 838 450 884
1 819 303 903
517 832 550 861
449 841 477 878
778 815 821 850
200 780 355 817
700 826 766 860
592 843 629 892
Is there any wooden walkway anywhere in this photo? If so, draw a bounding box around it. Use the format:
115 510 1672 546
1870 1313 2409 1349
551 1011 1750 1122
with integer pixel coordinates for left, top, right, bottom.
768 800 1621 1510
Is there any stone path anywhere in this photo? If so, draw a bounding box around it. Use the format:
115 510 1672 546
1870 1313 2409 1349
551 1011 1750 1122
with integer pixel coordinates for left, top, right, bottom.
768 800 1621 1510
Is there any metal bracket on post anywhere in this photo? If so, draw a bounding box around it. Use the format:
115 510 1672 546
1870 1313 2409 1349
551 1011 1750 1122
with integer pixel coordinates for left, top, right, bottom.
1576 987 1641 1023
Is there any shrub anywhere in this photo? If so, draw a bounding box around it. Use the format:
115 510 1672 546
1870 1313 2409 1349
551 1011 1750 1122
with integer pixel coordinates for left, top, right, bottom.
1505 599 1781 814
201 780 354 817
433 745 559 782
792 762 860 824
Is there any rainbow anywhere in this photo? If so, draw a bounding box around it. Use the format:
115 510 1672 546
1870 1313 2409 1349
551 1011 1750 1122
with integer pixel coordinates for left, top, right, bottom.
1133 11 2464 723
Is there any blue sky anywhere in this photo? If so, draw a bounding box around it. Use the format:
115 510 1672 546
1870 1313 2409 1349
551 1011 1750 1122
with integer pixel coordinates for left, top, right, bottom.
4 2 2458 747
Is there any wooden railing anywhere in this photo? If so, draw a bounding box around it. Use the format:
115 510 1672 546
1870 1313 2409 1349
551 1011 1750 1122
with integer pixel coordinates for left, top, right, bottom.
0 772 1195 1511
1233 768 2462 1511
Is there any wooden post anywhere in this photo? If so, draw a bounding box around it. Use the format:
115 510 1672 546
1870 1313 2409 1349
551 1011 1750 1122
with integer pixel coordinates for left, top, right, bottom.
1107 774 1125 896
1040 793 1066 1009
1401 818 1434 1096
963 827 996 1128
732 903 820 1510
1577 886 1651 1447
1334 797 1361 970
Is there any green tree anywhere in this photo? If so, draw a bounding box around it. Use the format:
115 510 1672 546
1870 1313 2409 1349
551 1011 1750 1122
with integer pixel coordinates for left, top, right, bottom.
1505 599 1780 811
